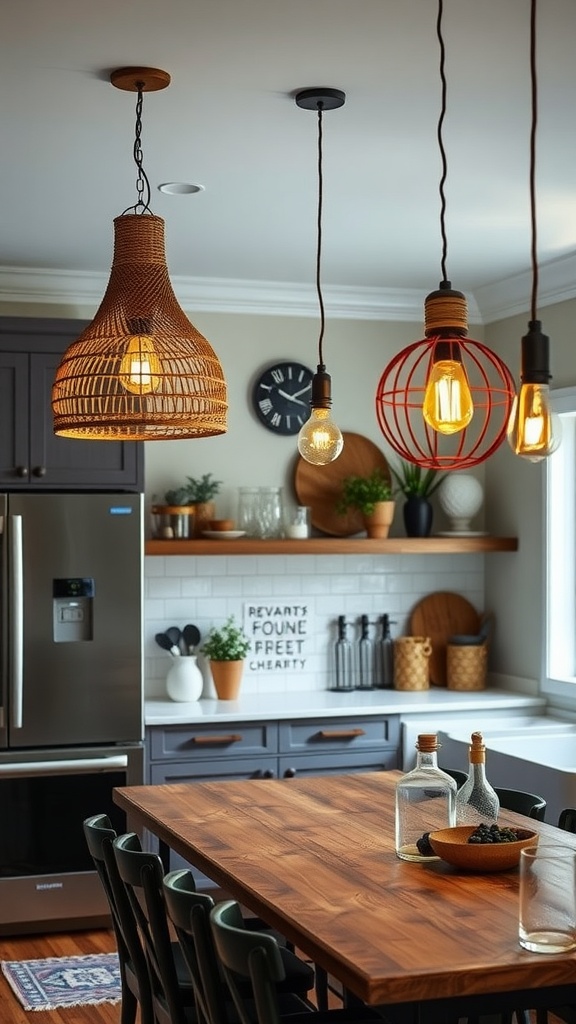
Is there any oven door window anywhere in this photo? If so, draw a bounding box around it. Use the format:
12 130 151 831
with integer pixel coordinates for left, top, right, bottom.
0 770 127 876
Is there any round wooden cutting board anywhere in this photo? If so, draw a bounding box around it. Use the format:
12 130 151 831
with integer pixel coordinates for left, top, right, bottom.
409 592 481 686
294 432 391 536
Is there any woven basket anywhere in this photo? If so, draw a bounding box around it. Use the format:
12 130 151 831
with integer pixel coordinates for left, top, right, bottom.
446 643 487 691
393 636 432 691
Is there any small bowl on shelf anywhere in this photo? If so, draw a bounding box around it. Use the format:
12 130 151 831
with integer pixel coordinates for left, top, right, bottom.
428 825 538 872
208 519 236 532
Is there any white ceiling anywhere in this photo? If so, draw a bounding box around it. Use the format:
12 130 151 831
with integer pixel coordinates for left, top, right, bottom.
2 0 576 323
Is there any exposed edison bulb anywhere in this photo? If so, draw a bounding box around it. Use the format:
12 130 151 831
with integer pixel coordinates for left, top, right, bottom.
119 334 162 395
422 344 474 435
297 406 343 465
506 383 562 462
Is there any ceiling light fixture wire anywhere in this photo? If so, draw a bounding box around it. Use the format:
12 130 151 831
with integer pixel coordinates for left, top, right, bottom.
123 81 152 215
374 0 515 470
505 0 561 461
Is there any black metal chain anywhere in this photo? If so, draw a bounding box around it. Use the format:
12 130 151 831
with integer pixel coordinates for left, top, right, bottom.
436 0 449 282
122 83 152 215
316 102 326 368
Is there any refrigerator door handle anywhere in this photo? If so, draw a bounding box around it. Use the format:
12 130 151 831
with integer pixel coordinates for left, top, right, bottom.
9 515 23 730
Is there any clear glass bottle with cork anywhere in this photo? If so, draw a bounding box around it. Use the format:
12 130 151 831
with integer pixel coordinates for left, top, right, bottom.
395 733 457 861
456 731 500 825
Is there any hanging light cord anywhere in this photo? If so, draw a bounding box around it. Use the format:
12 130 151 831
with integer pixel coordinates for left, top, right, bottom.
529 0 538 321
436 0 449 282
122 83 152 215
315 102 326 368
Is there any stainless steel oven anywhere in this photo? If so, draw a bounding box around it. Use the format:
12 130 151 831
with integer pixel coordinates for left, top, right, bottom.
0 743 143 934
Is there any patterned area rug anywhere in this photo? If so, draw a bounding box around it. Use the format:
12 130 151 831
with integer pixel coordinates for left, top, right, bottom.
1 952 121 1011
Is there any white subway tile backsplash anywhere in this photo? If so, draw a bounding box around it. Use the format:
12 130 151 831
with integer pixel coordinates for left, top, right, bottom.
144 553 486 696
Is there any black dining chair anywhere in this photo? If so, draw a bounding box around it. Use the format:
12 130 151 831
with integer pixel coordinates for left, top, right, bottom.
558 807 576 833
494 787 547 821
83 814 155 1024
209 899 388 1024
439 767 468 788
162 867 316 1021
112 832 198 1024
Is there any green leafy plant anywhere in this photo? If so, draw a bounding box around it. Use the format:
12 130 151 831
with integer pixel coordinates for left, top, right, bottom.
336 471 394 517
185 473 222 503
163 486 191 506
389 459 444 499
201 616 251 661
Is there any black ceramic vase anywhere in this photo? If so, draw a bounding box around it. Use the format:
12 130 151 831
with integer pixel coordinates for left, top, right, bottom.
403 497 433 538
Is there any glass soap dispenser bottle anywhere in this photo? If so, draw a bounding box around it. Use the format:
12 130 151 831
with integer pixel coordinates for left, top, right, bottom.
456 731 500 826
395 733 457 861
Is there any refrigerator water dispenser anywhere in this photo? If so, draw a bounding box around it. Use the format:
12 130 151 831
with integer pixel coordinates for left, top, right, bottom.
53 578 94 642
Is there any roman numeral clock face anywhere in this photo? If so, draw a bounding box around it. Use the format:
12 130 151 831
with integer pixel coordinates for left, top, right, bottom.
251 362 314 436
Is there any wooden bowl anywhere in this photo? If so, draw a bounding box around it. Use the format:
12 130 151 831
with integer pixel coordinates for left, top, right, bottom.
208 519 235 532
428 825 538 872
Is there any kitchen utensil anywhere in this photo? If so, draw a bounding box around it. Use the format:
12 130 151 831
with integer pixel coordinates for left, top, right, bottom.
409 592 481 686
166 626 183 651
294 431 391 536
183 623 201 655
155 632 180 657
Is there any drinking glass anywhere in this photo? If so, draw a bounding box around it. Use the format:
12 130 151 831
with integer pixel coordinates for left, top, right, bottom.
519 845 576 953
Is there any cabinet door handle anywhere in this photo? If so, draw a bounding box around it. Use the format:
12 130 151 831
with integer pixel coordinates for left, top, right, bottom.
32 466 47 477
191 733 242 746
16 466 28 478
317 728 366 740
283 767 297 778
261 769 275 779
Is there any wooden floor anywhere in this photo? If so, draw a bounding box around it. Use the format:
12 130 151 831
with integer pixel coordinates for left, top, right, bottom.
0 927 569 1024
0 928 120 1024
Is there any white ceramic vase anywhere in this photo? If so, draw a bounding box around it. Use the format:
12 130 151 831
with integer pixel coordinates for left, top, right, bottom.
166 656 204 702
438 474 484 533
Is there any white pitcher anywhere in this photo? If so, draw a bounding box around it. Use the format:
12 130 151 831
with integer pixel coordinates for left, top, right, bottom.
166 656 203 702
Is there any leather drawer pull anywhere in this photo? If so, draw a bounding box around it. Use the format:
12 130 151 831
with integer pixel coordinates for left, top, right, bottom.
191 733 242 745
317 728 366 740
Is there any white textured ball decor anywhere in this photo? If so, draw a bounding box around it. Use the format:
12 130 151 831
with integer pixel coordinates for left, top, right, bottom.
438 473 484 533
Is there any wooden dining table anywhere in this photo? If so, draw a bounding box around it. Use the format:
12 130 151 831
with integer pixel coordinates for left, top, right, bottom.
114 770 576 1014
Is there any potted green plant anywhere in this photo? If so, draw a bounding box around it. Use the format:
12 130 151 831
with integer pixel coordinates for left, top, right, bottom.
336 471 395 538
201 615 251 700
151 486 195 539
184 473 223 537
389 459 444 538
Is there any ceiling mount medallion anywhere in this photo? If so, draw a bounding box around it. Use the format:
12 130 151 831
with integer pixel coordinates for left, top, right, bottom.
295 87 345 466
374 0 515 471
51 65 227 441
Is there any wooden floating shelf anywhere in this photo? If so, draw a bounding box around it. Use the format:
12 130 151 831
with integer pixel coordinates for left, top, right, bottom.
145 536 518 556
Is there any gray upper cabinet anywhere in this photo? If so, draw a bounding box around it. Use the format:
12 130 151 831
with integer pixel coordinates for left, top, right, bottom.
0 317 143 491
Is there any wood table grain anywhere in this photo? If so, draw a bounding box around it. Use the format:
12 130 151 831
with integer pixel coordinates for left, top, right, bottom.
114 771 576 1008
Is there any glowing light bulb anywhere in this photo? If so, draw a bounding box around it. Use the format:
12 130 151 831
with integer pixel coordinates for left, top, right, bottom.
422 342 473 435
506 383 561 462
298 407 343 465
119 333 162 394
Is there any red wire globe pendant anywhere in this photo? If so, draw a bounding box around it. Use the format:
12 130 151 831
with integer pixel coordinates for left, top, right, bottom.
375 285 516 470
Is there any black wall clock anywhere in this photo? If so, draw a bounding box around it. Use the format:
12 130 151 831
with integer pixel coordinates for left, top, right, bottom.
251 361 314 436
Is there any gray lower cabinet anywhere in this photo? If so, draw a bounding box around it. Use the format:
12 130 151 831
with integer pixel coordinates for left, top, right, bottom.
145 714 400 886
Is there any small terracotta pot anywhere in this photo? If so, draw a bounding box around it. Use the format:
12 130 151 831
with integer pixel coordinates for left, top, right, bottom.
363 500 395 539
210 659 244 700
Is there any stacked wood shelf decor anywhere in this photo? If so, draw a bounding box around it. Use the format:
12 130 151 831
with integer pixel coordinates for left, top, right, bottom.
145 537 518 556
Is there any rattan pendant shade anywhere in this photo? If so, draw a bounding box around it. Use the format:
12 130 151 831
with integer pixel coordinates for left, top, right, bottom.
52 213 228 439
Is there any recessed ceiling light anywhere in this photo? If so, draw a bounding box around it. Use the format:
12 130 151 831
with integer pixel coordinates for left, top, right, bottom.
157 181 205 195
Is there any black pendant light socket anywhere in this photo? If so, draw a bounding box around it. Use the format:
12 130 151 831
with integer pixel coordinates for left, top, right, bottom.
521 320 552 384
311 366 333 409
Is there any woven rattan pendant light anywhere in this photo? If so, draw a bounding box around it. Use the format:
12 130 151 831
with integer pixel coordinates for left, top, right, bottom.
374 1 515 471
52 67 227 440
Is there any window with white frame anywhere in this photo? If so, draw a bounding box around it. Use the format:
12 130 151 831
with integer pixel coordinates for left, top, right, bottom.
544 386 576 698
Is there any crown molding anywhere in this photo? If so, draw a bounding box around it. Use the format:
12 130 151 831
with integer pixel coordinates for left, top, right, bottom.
1 254 575 323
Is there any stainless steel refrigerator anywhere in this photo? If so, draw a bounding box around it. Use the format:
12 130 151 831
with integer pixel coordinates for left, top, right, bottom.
0 492 144 934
